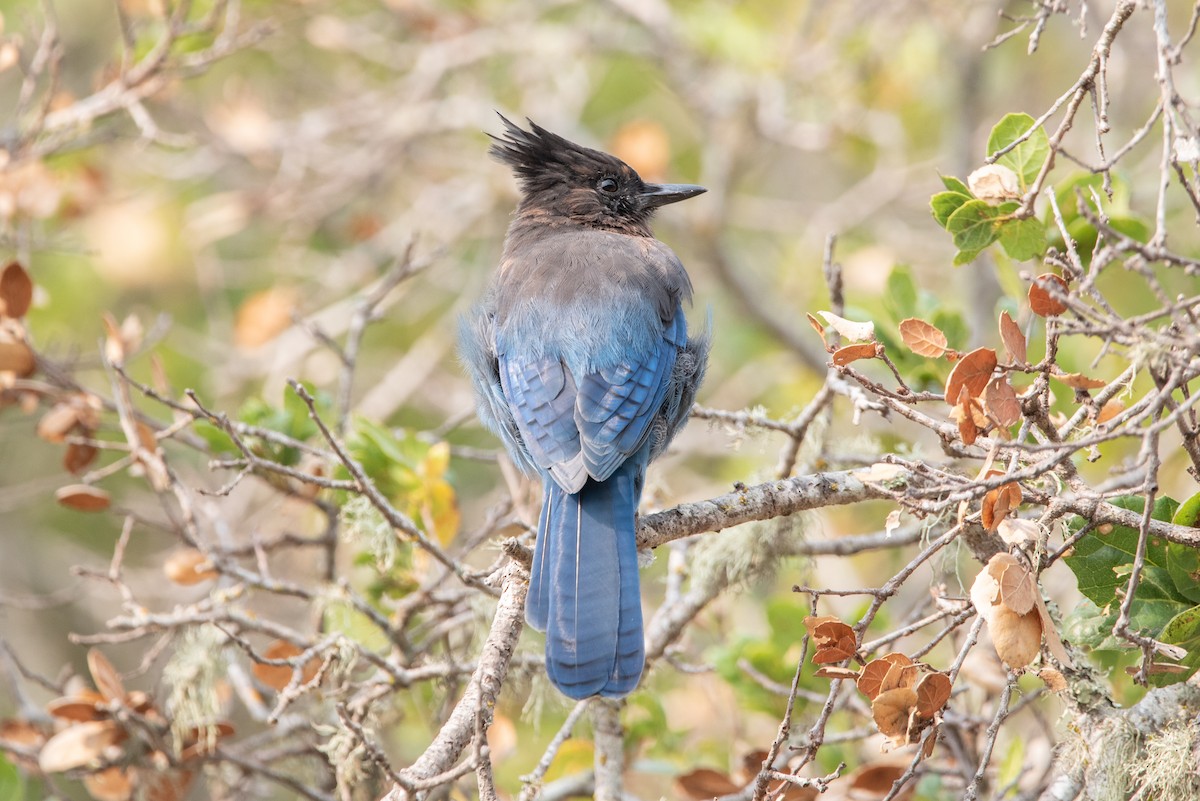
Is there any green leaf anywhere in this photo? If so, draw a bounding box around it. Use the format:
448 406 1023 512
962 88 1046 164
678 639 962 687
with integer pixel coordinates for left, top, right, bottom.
997 216 1047 261
1157 605 1200 685
1064 496 1185 635
931 310 967 350
946 200 1002 252
1165 492 1200 603
952 248 983 266
194 419 238 455
1173 491 1200 528
997 738 1026 795
930 191 971 228
940 174 971 195
986 113 1049 189
884 266 918 322
0 754 22 801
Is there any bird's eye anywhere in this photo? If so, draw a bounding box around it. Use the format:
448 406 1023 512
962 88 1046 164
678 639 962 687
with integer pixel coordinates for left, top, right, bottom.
598 177 619 194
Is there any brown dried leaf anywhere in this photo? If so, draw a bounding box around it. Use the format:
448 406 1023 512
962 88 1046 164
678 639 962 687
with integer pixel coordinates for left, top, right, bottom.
83 766 135 801
46 698 104 722
142 769 195 801
38 403 83 443
945 347 997 402
1029 273 1069 317
952 386 985 445
997 563 1037 616
0 718 45 773
252 640 320 691
969 567 1001 624
997 517 1040 546
675 768 742 799
55 484 111 512
38 719 124 773
179 722 235 761
990 606 1042 669
806 312 830 351
164 549 218 586
1034 592 1073 667
857 659 892 700
899 318 948 357
832 342 881 366
234 287 297 348
998 310 1027 364
102 313 126 366
984 376 1021 428
914 672 952 719
878 652 914 669
813 635 857 665
817 310 876 342
814 666 861 681
871 687 918 741
811 619 855 647
982 482 1022 531
64 441 99 475
88 649 127 703
1049 368 1107 390
610 120 670 180
803 615 843 641
0 261 33 318
1038 667 1068 692
1097 399 1124 425
848 763 910 796
0 339 35 376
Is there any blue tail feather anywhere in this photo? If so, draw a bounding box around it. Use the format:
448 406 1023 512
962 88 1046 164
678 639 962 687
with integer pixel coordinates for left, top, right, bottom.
530 461 645 699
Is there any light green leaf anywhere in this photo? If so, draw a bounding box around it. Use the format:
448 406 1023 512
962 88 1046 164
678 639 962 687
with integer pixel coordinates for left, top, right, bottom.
953 248 983 266
987 113 1049 190
940 174 971 195
884 266 918 322
1064 496 1185 635
946 200 1001 252
931 191 971 228
997 217 1047 261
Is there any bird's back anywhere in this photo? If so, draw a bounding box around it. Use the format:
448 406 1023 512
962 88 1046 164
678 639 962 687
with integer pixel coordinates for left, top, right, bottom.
490 223 693 376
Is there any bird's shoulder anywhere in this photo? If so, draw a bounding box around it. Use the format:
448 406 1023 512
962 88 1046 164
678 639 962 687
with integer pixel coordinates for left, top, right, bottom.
498 224 692 304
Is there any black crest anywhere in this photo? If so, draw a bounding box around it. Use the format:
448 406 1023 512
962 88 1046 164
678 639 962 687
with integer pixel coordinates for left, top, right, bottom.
488 115 630 193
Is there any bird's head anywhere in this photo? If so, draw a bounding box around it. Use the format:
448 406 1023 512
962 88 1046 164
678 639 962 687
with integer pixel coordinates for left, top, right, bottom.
489 115 704 236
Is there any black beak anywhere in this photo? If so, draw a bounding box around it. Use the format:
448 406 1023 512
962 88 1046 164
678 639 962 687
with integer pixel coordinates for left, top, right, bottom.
640 182 706 208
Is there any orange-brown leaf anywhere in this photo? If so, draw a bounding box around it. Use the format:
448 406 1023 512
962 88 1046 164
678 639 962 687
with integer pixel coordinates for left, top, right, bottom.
38 719 125 773
163 549 218 586
55 484 111 512
806 312 830 351
832 342 881 366
871 687 918 741
0 261 33 319
998 310 1026 364
37 403 83 443
899 318 948 357
984 376 1021 428
1050 368 1106 390
64 441 98 475
914 672 952 719
1097 399 1124 425
252 640 320 691
1029 273 1069 317
88 649 127 703
675 768 742 799
83 766 134 801
945 347 997 402
0 339 36 376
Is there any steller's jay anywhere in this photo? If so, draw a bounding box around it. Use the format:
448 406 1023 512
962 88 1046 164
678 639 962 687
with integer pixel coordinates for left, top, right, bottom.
460 117 709 699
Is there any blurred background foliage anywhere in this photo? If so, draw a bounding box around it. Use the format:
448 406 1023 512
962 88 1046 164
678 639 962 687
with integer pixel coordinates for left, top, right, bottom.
1 0 1199 798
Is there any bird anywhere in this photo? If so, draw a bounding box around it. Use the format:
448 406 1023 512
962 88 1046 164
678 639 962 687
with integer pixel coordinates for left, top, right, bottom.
459 116 709 699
